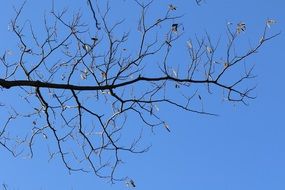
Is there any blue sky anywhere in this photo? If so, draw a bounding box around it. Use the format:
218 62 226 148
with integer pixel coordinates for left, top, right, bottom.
0 0 285 189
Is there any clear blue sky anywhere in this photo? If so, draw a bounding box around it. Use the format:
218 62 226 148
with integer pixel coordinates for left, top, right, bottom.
0 0 285 189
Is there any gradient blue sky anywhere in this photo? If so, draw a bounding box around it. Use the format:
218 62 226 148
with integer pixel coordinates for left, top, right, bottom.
0 0 285 189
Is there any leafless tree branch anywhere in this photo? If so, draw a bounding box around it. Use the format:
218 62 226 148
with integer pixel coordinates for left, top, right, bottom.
0 0 279 183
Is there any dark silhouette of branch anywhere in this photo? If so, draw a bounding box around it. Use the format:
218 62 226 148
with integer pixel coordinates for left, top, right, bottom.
0 0 279 183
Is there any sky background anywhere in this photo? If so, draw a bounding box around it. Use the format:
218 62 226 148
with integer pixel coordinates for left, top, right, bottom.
0 0 285 189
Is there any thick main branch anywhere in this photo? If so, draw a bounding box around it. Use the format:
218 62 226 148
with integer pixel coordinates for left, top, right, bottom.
0 77 213 91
